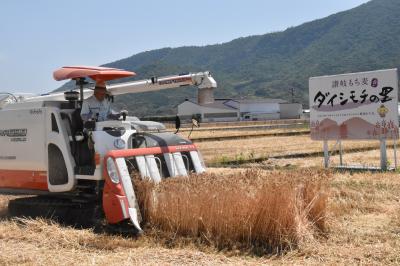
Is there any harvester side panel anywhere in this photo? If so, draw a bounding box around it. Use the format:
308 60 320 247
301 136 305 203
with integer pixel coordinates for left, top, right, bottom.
0 106 77 193
0 108 47 171
0 108 48 192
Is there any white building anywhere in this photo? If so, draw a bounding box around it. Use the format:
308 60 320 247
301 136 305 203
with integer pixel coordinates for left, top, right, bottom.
178 99 238 122
177 98 302 122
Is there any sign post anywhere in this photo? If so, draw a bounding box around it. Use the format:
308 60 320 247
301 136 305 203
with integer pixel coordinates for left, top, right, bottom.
339 140 343 166
380 138 387 170
309 69 399 170
323 140 329 168
394 136 398 169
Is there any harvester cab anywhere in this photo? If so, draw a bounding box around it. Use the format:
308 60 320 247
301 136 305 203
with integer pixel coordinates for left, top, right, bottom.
0 66 217 233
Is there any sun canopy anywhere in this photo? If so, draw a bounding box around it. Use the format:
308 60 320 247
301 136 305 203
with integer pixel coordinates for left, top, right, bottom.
53 66 136 82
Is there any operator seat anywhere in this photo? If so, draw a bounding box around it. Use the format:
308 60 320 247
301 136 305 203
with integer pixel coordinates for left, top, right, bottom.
71 108 84 133
69 108 95 175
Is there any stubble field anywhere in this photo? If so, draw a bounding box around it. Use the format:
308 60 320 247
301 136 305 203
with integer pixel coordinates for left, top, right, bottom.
1 121 400 265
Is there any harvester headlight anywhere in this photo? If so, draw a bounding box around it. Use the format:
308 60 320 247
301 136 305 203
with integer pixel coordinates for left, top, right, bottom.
106 157 120 184
114 139 126 149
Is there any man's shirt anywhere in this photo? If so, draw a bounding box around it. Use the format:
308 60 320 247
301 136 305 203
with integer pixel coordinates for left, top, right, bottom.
80 95 112 122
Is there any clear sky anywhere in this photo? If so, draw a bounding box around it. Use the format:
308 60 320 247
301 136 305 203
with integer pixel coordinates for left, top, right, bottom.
0 0 370 94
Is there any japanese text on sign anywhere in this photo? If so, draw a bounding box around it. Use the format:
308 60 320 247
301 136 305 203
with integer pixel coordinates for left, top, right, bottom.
309 69 399 140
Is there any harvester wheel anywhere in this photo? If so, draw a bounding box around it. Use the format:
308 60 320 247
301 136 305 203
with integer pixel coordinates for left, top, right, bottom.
8 196 101 228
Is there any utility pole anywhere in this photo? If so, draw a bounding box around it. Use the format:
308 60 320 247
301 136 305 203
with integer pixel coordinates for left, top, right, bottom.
290 88 295 103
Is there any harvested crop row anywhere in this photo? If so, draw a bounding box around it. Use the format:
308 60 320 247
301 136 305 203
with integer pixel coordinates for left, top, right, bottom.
134 169 330 253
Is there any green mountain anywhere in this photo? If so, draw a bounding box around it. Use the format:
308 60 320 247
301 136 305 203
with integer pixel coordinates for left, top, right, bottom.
57 0 400 117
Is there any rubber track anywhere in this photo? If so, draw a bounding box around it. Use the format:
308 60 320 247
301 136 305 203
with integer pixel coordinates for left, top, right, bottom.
8 196 143 235
8 196 101 228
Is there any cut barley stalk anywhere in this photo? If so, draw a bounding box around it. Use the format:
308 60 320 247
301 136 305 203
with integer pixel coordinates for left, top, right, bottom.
133 169 330 254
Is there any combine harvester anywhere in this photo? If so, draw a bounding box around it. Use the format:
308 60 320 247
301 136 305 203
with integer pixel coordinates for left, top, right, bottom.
0 66 217 233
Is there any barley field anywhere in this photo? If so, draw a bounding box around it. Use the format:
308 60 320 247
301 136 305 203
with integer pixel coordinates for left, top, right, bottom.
178 128 309 140
197 135 397 165
1 124 400 265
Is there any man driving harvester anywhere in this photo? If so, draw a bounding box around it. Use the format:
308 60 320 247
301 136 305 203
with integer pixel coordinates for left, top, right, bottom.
81 81 126 122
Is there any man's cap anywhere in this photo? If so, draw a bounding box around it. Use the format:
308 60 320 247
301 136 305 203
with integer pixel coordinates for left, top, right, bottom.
94 81 107 90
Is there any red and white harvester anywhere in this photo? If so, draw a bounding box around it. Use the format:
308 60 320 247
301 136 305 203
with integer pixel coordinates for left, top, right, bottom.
0 66 217 233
